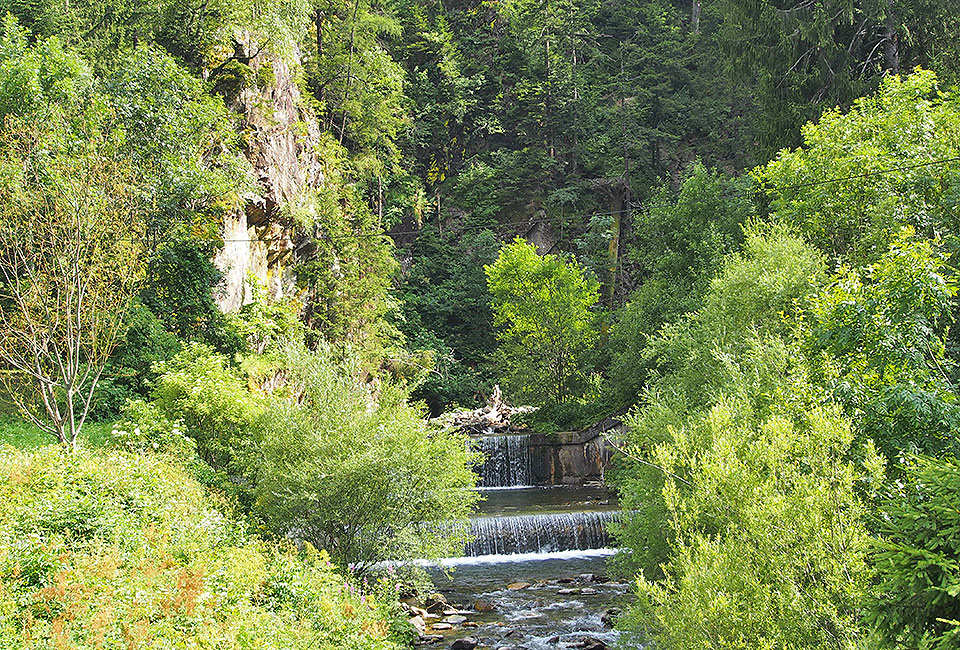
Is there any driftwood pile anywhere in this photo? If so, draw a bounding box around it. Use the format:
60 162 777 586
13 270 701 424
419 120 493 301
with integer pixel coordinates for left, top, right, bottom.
432 385 537 434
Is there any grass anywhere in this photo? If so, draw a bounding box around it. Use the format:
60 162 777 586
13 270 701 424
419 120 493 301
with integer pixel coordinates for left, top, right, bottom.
0 411 114 449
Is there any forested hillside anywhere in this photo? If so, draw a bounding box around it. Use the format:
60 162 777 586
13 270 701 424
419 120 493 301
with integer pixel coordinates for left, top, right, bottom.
1 0 960 647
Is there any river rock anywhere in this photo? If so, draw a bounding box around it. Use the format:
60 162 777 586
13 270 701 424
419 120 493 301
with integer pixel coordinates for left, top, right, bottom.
432 622 453 630
557 577 575 584
410 616 426 633
601 607 621 627
451 637 478 650
573 638 608 650
463 621 479 628
557 588 579 595
443 615 468 625
580 587 598 595
578 573 594 582
425 593 448 611
442 606 459 616
417 634 443 644
474 600 496 612
506 582 531 590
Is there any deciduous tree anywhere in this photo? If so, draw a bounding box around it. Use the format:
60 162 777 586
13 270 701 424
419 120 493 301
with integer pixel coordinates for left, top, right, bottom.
0 114 145 449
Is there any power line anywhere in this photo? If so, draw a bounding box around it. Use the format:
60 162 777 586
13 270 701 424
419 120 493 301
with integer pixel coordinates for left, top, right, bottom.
104 153 960 246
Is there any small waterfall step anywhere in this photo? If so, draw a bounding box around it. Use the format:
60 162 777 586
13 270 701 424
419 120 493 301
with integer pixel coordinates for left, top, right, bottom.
463 510 618 557
475 434 533 488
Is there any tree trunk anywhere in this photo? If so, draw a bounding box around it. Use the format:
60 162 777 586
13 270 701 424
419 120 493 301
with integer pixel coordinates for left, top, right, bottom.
691 0 701 34
883 0 900 74
339 0 361 146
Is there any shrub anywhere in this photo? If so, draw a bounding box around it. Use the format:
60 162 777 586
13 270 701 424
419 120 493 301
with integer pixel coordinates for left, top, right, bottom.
254 345 479 571
0 445 409 649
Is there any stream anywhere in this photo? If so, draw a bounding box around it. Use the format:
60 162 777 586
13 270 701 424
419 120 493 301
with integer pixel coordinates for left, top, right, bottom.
411 434 631 649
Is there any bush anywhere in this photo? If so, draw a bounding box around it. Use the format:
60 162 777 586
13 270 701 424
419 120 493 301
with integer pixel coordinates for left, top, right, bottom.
254 345 479 571
0 445 409 649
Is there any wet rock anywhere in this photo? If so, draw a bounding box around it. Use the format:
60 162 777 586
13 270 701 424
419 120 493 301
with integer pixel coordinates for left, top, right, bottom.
410 616 426 633
601 608 621 628
463 621 480 628
504 629 523 639
592 574 610 583
425 593 448 612
432 622 453 630
442 606 459 616
579 587 598 595
444 615 468 625
578 573 594 582
572 638 608 650
557 588 579 595
506 582 531 590
474 600 496 612
557 577 576 584
417 633 443 644
410 606 429 618
451 637 479 650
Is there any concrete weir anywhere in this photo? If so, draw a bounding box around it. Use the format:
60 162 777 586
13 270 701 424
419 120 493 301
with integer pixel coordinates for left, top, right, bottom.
474 417 624 487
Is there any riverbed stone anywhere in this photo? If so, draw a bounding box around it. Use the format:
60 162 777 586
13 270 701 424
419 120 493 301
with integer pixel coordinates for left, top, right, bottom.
443 615 468 625
432 622 453 630
601 608 621 628
410 616 426 633
474 600 496 612
451 637 478 650
506 582 531 590
579 587 598 595
557 588 579 595
425 593 448 611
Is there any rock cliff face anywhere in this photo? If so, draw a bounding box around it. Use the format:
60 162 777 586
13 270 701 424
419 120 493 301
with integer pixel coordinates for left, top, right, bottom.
214 38 323 312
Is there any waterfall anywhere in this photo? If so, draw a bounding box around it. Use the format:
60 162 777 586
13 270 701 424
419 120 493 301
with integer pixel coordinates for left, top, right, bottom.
461 511 617 556
476 434 533 488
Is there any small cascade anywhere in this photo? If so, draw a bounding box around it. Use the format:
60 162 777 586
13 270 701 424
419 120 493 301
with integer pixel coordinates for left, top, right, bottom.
476 434 533 488
462 510 617 557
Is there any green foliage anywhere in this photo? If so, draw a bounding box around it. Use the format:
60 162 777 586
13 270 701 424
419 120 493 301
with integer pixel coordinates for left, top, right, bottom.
141 239 244 355
626 398 877 650
611 227 870 646
398 225 499 412
110 399 197 460
89 302 182 421
757 68 960 265
254 345 479 570
801 230 960 457
608 164 755 408
149 343 264 500
0 445 409 649
107 45 252 233
866 454 960 649
485 238 601 405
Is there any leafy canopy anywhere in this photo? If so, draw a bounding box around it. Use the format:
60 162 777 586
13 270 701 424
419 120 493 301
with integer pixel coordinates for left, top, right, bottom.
485 237 600 405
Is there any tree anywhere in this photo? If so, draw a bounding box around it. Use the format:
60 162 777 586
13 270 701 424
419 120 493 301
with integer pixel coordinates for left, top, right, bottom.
0 114 145 449
484 237 600 404
756 68 960 265
800 229 960 457
867 454 960 649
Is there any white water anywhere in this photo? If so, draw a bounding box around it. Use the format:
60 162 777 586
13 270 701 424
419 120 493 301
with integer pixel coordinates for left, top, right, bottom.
475 434 533 488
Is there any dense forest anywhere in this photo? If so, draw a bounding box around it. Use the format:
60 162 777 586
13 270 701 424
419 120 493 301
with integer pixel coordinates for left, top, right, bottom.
0 0 959 647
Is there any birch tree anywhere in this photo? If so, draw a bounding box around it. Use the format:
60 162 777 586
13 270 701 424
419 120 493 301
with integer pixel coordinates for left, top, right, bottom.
0 115 145 449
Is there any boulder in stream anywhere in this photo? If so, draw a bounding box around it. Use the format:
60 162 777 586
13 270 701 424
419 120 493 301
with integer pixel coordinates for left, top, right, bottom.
450 637 478 650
